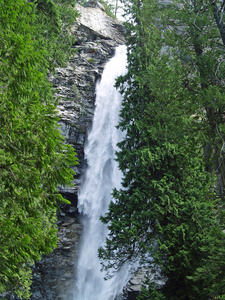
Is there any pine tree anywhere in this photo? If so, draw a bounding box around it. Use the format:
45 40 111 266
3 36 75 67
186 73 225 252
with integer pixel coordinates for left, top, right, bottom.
0 0 78 298
165 0 225 200
99 0 225 298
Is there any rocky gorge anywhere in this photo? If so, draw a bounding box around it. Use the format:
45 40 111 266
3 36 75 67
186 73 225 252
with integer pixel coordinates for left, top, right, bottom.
24 3 144 300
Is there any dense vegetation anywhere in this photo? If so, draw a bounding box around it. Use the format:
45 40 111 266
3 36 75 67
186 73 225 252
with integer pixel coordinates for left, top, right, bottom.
2 0 225 298
99 0 225 299
0 0 78 298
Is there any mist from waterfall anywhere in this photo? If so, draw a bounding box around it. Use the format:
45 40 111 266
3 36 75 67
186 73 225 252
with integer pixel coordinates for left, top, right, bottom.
74 45 131 300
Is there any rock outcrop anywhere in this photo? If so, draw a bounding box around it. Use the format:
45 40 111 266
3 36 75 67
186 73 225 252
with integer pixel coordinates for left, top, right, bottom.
30 3 125 300
53 3 125 196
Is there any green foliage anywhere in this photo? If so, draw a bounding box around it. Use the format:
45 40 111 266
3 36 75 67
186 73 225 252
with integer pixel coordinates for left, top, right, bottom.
137 281 166 300
30 0 78 72
0 0 78 298
99 0 225 298
100 0 117 18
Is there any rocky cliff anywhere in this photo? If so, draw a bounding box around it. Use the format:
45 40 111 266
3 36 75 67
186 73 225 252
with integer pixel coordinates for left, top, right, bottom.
31 3 125 300
53 3 125 196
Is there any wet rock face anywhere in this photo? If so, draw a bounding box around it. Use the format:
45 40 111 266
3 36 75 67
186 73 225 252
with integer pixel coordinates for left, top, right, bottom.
30 4 125 300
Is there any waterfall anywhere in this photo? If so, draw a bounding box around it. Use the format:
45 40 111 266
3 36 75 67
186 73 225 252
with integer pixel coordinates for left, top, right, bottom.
74 45 131 300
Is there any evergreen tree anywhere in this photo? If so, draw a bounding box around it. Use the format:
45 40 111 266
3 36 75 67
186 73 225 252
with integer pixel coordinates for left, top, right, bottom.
0 0 78 298
99 0 225 298
165 0 225 200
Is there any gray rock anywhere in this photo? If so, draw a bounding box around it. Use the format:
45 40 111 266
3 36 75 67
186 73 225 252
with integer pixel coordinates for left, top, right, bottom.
31 216 82 300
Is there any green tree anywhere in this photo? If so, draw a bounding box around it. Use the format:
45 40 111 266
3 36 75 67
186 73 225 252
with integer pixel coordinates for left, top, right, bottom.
99 0 225 298
165 0 225 200
0 0 78 298
30 0 78 72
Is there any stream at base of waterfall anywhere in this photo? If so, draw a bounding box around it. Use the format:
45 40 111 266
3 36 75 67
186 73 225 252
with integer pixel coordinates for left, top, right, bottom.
73 45 134 300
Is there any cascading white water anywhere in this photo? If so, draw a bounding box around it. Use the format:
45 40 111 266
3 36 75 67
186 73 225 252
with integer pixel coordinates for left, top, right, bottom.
74 45 131 300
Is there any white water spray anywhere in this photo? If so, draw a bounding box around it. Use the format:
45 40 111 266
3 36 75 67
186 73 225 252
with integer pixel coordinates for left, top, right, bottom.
74 45 131 300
